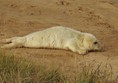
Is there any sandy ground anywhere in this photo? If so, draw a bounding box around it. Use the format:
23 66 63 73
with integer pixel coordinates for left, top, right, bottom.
0 0 118 77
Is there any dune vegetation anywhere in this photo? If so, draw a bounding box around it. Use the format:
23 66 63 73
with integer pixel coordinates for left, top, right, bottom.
0 51 117 83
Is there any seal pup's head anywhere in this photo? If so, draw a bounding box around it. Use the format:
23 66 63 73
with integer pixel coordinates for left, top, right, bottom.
82 33 102 52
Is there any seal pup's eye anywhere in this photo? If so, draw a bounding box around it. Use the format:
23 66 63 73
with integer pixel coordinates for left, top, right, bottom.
94 41 98 45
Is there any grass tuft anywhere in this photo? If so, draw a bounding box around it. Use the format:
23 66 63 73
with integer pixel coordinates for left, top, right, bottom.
76 62 118 83
0 51 66 83
0 51 118 83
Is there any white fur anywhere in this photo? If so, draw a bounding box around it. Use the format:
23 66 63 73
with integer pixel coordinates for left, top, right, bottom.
0 26 102 54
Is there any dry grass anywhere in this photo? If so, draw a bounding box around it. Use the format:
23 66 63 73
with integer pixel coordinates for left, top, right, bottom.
0 51 118 83
0 51 66 83
75 63 118 83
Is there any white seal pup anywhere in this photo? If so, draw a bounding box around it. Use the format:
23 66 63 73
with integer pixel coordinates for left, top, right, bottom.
0 26 102 54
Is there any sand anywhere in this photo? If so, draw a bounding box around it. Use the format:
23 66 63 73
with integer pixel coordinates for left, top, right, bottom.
0 0 118 77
